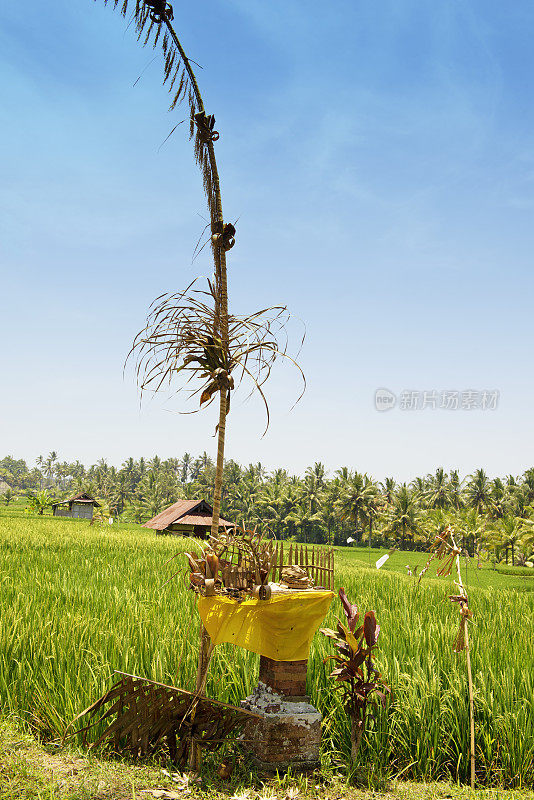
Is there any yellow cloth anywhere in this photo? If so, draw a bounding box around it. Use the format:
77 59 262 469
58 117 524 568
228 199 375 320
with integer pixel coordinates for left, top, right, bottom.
197 590 334 661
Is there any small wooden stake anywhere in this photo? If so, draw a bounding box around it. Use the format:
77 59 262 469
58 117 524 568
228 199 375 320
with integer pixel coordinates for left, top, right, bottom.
188 624 214 772
330 550 334 590
452 532 476 789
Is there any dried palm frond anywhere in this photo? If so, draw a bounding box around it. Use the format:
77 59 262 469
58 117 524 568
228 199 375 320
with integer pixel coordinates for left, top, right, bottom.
64 672 260 763
127 278 305 435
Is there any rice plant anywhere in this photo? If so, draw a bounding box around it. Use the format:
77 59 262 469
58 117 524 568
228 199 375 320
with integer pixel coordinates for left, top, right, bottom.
1 516 533 786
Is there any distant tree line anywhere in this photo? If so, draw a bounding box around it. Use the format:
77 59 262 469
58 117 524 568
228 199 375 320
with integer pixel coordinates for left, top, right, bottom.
1 454 534 564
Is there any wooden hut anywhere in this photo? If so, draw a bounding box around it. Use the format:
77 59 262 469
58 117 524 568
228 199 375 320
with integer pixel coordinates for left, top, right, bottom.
52 492 100 520
142 499 234 538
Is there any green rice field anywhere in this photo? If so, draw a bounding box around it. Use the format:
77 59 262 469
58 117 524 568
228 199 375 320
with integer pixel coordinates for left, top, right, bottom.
1 512 533 788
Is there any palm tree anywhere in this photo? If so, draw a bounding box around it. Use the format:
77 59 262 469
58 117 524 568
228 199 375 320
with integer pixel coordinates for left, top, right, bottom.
314 491 339 546
35 455 44 488
411 476 427 495
448 469 464 510
335 466 352 482
522 468 534 505
383 484 420 550
337 473 379 544
44 451 58 486
490 516 527 566
180 453 192 483
380 477 396 506
509 486 533 519
222 460 241 490
148 455 161 473
506 474 518 491
122 457 136 474
306 462 326 488
456 509 486 560
464 468 491 514
425 468 451 510
361 489 382 548
285 500 326 544
258 484 291 539
271 468 289 487
254 463 267 482
488 477 508 520
111 473 133 516
296 473 324 542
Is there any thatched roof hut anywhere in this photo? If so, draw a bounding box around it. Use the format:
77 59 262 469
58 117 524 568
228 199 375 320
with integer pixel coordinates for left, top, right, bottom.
142 499 234 538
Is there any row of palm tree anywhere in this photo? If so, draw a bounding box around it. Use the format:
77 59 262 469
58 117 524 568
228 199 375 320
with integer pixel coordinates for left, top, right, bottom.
2 455 534 563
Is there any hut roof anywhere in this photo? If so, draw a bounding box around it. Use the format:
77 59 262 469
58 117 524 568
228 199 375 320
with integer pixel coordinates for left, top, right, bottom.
52 492 100 508
142 499 234 531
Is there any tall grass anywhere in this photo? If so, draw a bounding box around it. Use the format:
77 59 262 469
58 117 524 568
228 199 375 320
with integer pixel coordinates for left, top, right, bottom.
0 516 533 787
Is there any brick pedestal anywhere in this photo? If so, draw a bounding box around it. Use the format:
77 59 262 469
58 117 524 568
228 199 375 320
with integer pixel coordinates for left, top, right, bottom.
258 656 308 698
240 657 321 773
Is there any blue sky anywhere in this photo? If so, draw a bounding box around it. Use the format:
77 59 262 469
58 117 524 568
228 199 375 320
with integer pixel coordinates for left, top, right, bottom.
1 0 533 481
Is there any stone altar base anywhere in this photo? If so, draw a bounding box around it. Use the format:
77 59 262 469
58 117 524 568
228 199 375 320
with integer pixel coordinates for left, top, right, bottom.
240 657 322 773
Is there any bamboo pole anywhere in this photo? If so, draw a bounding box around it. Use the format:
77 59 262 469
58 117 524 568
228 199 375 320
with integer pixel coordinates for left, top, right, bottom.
451 532 476 789
464 625 475 788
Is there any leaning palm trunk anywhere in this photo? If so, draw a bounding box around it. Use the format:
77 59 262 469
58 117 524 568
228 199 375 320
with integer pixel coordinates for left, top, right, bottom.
211 389 227 536
107 1 304 773
160 12 229 535
115 1 304 513
109 2 250 537
162 19 228 772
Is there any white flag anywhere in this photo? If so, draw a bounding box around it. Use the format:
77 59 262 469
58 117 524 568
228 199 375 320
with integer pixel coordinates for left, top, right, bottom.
376 554 389 570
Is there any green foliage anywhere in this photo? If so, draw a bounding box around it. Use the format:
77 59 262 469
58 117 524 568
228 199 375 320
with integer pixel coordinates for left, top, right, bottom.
321 588 389 760
0 516 533 787
1 488 15 506
26 489 54 516
3 456 534 557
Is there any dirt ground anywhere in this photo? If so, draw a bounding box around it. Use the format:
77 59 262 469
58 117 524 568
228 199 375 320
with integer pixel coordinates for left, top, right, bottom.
1 716 532 800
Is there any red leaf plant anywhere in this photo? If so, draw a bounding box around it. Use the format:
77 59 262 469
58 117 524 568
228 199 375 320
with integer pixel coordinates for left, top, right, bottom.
321 587 390 762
